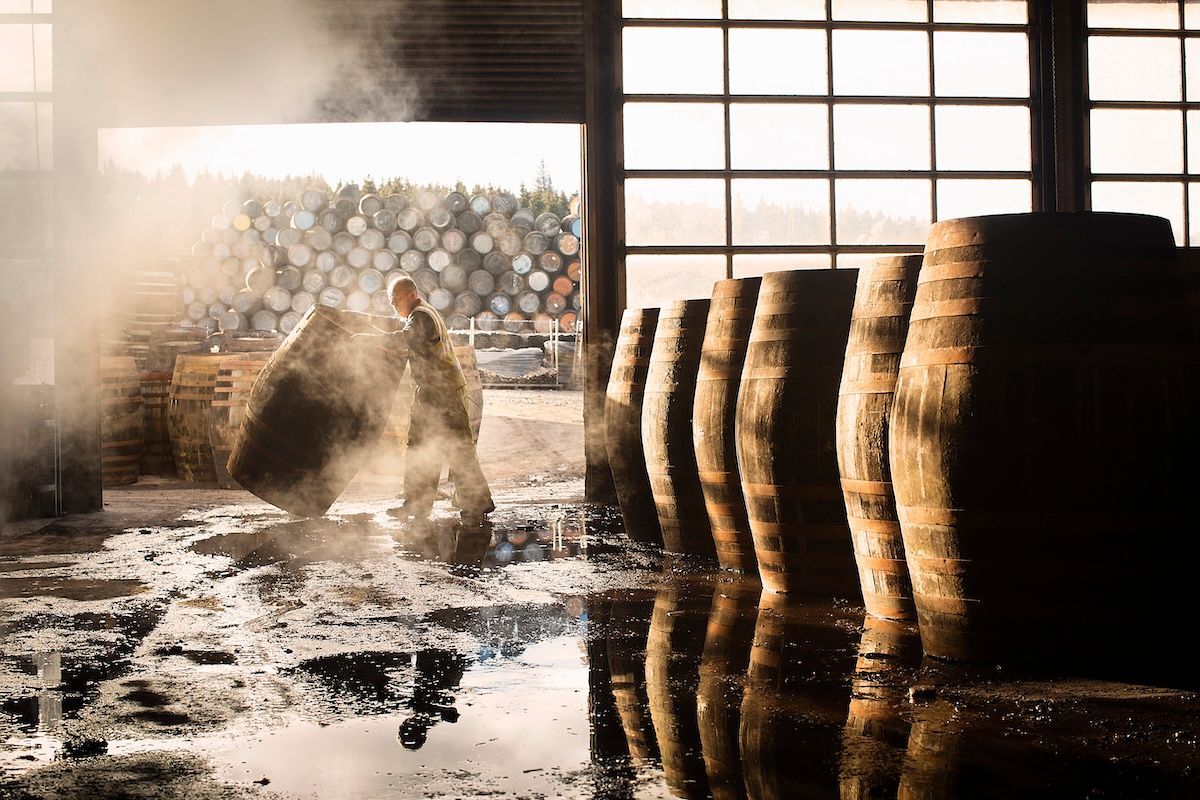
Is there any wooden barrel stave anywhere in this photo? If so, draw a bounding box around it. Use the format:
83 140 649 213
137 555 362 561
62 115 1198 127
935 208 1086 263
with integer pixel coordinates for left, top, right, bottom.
890 212 1200 664
139 371 176 476
604 308 663 545
606 596 659 762
100 356 144 488
694 277 762 572
836 256 922 621
643 299 715 557
737 270 859 595
169 353 236 482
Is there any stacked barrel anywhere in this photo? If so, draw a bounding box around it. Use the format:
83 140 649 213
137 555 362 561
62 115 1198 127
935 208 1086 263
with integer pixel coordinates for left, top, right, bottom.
183 187 583 338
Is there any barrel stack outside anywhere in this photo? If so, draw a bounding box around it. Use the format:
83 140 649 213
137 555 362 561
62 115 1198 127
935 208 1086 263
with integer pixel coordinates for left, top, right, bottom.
694 278 762 572
604 308 663 545
228 305 407 517
643 299 715 558
736 269 860 595
889 212 1200 665
836 256 922 621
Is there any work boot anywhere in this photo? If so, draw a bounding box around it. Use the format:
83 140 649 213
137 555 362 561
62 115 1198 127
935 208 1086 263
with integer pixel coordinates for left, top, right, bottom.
459 500 495 526
389 497 433 520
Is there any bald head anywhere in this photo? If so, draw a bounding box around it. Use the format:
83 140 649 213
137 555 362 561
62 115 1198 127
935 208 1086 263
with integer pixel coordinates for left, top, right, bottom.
389 275 421 316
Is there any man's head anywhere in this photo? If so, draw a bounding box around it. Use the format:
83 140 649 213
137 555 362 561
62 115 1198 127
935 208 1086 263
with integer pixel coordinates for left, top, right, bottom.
389 276 421 316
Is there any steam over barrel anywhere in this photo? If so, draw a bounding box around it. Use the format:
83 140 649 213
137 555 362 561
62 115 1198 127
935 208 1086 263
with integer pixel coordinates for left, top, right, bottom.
737 270 859 595
228 306 407 517
604 308 663 545
693 278 761 572
836 256 921 620
643 299 714 557
100 356 144 487
890 212 1200 664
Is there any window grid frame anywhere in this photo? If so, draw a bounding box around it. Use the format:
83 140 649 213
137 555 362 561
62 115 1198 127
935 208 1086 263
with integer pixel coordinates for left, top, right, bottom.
1085 0 1195 245
618 0 1041 281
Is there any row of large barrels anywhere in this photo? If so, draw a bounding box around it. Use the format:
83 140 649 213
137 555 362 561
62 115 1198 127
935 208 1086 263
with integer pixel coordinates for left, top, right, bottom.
185 186 583 338
594 581 998 800
606 212 1199 666
100 316 482 491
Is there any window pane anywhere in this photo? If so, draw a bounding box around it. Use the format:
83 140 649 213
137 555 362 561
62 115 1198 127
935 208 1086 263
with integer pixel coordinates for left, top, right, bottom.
625 179 726 246
733 254 832 277
934 0 1026 23
1091 181 1184 245
1089 36 1181 101
937 179 1032 219
33 23 49 92
624 103 724 169
625 254 727 309
0 180 52 249
834 104 930 170
729 0 825 20
836 251 920 269
1189 184 1200 242
0 25 33 92
732 179 831 245
836 179 932 245
1188 110 1200 172
1 1 52 9
935 32 1029 97
730 104 829 169
623 28 724 94
1088 1 1179 29
1189 0 1200 29
1186 39 1200 101
0 102 37 170
623 0 721 18
832 0 926 22
1090 109 1183 173
730 29 827 95
833 31 929 96
935 106 1031 171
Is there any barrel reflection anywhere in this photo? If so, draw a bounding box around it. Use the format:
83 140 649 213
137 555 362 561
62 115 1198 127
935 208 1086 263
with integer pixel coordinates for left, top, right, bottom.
740 592 858 800
839 617 921 799
646 575 715 798
697 578 760 800
607 594 659 762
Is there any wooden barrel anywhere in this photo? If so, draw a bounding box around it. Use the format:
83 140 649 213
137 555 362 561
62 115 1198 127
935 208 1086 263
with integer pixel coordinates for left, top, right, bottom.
890 212 1200 664
646 576 714 799
604 308 663 545
836 256 922 621
739 593 858 800
219 330 285 353
229 306 407 516
606 596 659 762
168 353 232 482
737 269 859 595
139 370 175 476
209 354 273 489
643 299 714 557
694 278 761 571
100 356 143 487
696 579 759 800
839 617 920 800
145 333 209 374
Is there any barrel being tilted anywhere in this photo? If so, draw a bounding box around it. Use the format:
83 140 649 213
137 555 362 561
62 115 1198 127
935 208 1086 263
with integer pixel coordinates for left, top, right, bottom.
604 308 663 545
890 212 1200 665
737 269 859 595
228 305 407 517
694 278 761 572
836 256 922 620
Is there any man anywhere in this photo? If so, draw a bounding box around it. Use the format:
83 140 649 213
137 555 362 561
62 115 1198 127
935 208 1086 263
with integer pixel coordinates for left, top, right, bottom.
381 276 493 523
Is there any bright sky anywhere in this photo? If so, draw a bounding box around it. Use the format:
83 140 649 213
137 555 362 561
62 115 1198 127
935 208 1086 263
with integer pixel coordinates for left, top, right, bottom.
98 122 583 193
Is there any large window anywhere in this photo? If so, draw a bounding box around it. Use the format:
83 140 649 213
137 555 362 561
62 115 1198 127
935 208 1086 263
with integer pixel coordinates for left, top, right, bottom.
619 0 1036 307
1086 0 1197 244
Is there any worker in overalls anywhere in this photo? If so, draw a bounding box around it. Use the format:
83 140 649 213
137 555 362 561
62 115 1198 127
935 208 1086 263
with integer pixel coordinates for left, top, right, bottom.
384 276 493 523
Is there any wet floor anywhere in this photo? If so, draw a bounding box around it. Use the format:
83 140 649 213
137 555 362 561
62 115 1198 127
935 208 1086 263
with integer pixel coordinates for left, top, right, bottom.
2 480 1199 799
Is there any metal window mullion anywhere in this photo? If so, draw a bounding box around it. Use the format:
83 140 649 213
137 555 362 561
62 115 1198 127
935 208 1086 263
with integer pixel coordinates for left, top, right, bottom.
624 169 1032 179
1182 0 1191 244
621 17 1025 33
928 0 938 223
826 0 837 262
625 244 924 254
723 0 733 279
623 93 1029 105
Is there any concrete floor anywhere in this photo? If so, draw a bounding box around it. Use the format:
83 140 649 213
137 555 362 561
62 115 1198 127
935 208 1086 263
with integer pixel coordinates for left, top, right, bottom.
2 389 1199 799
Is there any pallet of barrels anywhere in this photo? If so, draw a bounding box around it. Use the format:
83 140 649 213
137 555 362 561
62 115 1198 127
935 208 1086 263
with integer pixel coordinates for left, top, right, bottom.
183 186 582 340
